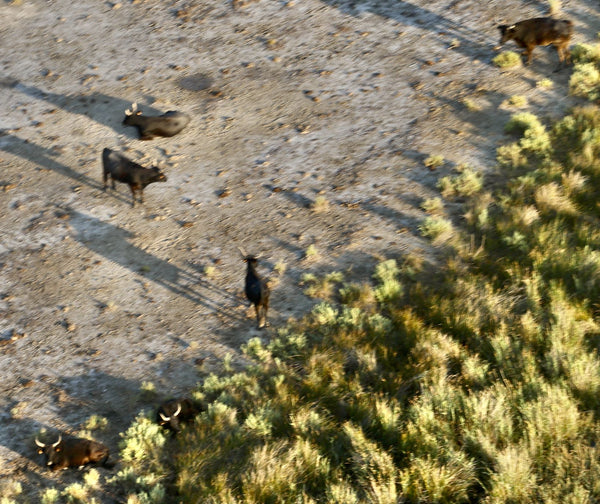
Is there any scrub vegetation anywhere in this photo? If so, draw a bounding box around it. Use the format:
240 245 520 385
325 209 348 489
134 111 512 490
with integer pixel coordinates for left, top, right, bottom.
94 54 600 503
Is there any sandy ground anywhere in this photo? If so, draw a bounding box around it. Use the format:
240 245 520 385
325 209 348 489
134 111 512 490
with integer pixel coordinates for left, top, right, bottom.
0 0 598 499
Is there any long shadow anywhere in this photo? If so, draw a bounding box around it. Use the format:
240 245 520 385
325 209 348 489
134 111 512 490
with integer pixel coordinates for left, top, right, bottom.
568 5 600 43
7 80 162 139
0 416 63 498
360 200 424 233
0 133 131 205
0 414 52 467
269 185 314 210
320 0 497 64
68 210 245 322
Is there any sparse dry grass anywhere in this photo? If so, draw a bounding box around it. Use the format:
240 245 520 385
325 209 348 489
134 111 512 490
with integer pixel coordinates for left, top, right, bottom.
311 195 330 213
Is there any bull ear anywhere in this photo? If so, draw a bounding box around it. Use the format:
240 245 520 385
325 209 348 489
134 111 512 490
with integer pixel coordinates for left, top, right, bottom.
35 436 46 448
159 412 171 422
52 434 62 448
173 403 182 417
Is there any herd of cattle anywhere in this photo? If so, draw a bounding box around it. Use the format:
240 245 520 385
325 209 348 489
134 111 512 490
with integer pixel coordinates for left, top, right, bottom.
31 15 575 472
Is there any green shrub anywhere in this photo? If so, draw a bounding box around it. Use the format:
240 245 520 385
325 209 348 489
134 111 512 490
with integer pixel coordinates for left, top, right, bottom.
570 62 600 101
373 259 403 304
424 154 445 169
419 216 454 243
421 197 445 215
493 51 522 68
301 271 344 299
503 95 528 108
570 43 600 65
505 112 551 156
536 78 554 89
438 166 483 198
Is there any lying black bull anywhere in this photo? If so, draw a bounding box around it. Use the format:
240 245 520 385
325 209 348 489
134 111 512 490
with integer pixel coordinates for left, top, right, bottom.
497 17 573 66
122 102 190 140
102 147 167 207
35 434 111 471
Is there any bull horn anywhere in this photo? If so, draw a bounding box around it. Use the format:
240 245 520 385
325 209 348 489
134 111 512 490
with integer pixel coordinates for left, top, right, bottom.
508 24 516 30
35 436 46 448
237 246 248 258
125 102 138 116
159 412 170 422
172 403 182 417
52 434 62 447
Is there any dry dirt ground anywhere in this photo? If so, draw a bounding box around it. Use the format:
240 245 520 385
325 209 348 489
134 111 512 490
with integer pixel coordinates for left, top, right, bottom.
0 0 598 500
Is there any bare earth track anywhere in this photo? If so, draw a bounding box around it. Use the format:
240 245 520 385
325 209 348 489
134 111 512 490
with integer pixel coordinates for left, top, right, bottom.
0 0 598 499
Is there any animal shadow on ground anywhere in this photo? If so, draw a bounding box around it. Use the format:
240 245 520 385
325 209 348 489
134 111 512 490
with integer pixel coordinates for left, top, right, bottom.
67 210 245 324
319 0 498 64
0 133 131 205
360 199 425 233
569 9 600 62
9 81 162 139
0 415 53 469
0 415 58 501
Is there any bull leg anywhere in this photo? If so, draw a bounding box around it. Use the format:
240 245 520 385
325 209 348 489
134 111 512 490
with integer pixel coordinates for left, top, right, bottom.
524 45 534 65
552 43 570 72
129 186 136 207
103 171 108 190
556 42 571 64
258 305 269 329
262 298 270 328
254 304 261 328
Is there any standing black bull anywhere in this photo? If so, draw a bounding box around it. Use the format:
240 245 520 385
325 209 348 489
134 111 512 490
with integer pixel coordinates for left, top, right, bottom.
241 252 270 329
123 102 190 140
497 17 573 66
35 434 111 471
102 148 167 207
156 398 201 432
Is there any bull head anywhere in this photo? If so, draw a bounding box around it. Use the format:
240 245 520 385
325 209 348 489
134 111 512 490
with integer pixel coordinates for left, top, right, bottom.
36 434 63 465
159 403 181 422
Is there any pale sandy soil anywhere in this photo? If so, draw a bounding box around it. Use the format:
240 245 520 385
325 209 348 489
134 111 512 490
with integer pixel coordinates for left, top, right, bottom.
0 0 597 500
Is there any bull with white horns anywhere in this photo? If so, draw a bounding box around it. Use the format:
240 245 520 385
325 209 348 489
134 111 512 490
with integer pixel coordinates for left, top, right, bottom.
35 434 111 471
